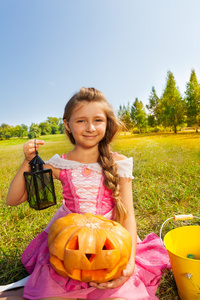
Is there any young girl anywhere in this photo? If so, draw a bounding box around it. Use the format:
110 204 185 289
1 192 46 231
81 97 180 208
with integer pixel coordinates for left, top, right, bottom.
3 88 169 300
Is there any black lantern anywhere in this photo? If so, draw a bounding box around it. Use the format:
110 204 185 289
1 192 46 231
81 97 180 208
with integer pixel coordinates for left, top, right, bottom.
24 140 56 210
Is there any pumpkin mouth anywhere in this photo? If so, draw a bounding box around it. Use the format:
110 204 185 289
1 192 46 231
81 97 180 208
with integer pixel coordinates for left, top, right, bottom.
50 252 127 282
73 267 108 279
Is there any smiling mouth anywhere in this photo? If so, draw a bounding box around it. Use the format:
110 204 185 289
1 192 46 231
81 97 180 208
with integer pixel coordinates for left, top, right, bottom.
83 135 97 138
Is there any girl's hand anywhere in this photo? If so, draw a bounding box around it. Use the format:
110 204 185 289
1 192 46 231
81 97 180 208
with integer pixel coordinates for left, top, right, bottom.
23 139 44 162
89 261 135 289
6 139 45 206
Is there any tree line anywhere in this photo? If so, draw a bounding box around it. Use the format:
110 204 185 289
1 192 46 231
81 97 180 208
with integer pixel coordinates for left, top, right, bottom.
118 69 200 133
0 117 64 140
1 69 200 140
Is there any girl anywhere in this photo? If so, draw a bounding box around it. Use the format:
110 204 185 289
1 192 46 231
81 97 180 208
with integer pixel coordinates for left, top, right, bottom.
3 88 169 300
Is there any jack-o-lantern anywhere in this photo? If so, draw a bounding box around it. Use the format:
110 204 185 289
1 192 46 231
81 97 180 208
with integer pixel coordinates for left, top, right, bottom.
48 213 132 283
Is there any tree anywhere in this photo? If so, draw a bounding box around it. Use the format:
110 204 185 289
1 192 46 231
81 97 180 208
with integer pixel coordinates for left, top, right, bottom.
46 117 60 134
39 121 51 135
130 98 148 133
12 124 28 138
51 124 60 134
58 118 64 134
185 69 200 132
118 103 133 131
146 87 161 127
47 117 60 126
28 123 41 139
12 125 21 137
20 124 28 137
160 71 185 133
0 123 12 139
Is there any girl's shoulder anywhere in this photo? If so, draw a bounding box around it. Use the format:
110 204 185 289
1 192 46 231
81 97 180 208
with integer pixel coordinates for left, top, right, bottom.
113 152 134 179
113 152 127 161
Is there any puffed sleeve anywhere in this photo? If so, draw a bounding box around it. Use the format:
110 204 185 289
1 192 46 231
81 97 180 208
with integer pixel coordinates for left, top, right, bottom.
116 157 134 179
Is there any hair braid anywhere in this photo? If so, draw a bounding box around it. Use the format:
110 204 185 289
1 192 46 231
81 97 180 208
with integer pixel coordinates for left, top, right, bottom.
98 141 127 224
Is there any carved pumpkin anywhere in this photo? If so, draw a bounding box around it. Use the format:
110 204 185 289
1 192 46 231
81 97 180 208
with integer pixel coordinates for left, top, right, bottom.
48 213 132 283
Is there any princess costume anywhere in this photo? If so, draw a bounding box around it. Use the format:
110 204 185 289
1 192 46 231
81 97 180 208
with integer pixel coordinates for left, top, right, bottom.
21 154 170 300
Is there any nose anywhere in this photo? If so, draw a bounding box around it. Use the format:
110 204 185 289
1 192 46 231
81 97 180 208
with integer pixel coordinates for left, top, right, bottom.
86 122 95 132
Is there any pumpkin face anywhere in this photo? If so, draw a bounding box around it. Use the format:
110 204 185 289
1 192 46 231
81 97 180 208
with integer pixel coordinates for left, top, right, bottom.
48 213 132 283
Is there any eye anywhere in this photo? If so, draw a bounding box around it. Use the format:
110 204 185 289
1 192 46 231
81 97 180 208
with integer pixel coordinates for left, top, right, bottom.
95 119 103 122
66 235 79 250
102 238 115 250
76 120 84 123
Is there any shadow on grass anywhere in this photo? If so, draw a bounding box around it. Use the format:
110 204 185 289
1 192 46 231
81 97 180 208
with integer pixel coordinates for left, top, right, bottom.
156 269 180 300
0 254 28 285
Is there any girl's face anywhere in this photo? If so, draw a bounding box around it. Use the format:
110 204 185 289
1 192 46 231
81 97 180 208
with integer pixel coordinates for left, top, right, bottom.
64 101 107 149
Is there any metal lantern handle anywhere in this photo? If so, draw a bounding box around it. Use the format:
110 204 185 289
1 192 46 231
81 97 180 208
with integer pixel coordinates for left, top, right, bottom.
34 139 38 155
159 214 200 246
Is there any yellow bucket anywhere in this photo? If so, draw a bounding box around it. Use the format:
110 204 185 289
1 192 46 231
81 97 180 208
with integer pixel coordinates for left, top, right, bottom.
162 215 200 300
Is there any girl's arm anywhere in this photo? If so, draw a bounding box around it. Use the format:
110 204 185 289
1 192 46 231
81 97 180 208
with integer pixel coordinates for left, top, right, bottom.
7 139 45 206
119 176 137 277
6 139 60 206
90 175 137 289
7 158 32 206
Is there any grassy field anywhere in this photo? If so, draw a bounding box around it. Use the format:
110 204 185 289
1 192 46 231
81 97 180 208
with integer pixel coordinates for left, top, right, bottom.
1 132 200 299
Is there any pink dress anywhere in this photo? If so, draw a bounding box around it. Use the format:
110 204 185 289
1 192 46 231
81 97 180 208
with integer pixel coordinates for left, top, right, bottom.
21 154 170 300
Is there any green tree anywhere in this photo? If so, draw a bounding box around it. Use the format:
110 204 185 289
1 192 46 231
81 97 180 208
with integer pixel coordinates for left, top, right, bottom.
51 124 60 134
146 87 161 127
47 117 60 134
21 124 28 137
39 121 51 135
0 123 12 139
185 69 200 132
28 123 41 139
118 103 133 131
58 118 64 134
160 71 184 133
12 125 22 137
47 117 59 125
12 125 28 137
131 98 148 133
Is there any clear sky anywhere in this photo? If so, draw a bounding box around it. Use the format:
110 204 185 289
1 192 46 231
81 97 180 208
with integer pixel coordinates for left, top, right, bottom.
1 0 200 127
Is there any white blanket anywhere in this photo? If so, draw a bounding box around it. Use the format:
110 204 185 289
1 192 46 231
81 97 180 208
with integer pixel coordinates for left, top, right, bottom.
0 275 30 292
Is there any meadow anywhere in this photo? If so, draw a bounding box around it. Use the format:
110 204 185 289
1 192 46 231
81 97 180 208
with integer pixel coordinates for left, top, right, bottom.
1 132 200 299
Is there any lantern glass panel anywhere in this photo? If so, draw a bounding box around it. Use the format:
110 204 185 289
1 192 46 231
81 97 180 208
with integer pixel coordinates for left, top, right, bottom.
24 169 56 210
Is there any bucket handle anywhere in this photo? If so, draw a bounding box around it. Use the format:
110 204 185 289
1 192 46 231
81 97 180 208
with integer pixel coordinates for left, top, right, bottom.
159 214 196 246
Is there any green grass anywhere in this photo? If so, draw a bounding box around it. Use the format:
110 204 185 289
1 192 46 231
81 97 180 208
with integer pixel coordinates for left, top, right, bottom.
1 132 200 299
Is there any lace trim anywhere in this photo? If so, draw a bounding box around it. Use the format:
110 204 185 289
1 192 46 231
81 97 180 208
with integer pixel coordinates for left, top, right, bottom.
45 154 102 173
45 154 134 179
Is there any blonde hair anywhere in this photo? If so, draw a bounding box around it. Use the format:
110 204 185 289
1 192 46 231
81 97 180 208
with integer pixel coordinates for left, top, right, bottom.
63 87 127 224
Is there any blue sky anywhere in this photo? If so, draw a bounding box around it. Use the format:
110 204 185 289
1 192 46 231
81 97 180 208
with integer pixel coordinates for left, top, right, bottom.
1 0 200 127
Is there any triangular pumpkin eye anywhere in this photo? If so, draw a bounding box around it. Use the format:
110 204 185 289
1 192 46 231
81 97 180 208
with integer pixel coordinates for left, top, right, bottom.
66 235 79 250
102 238 115 250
